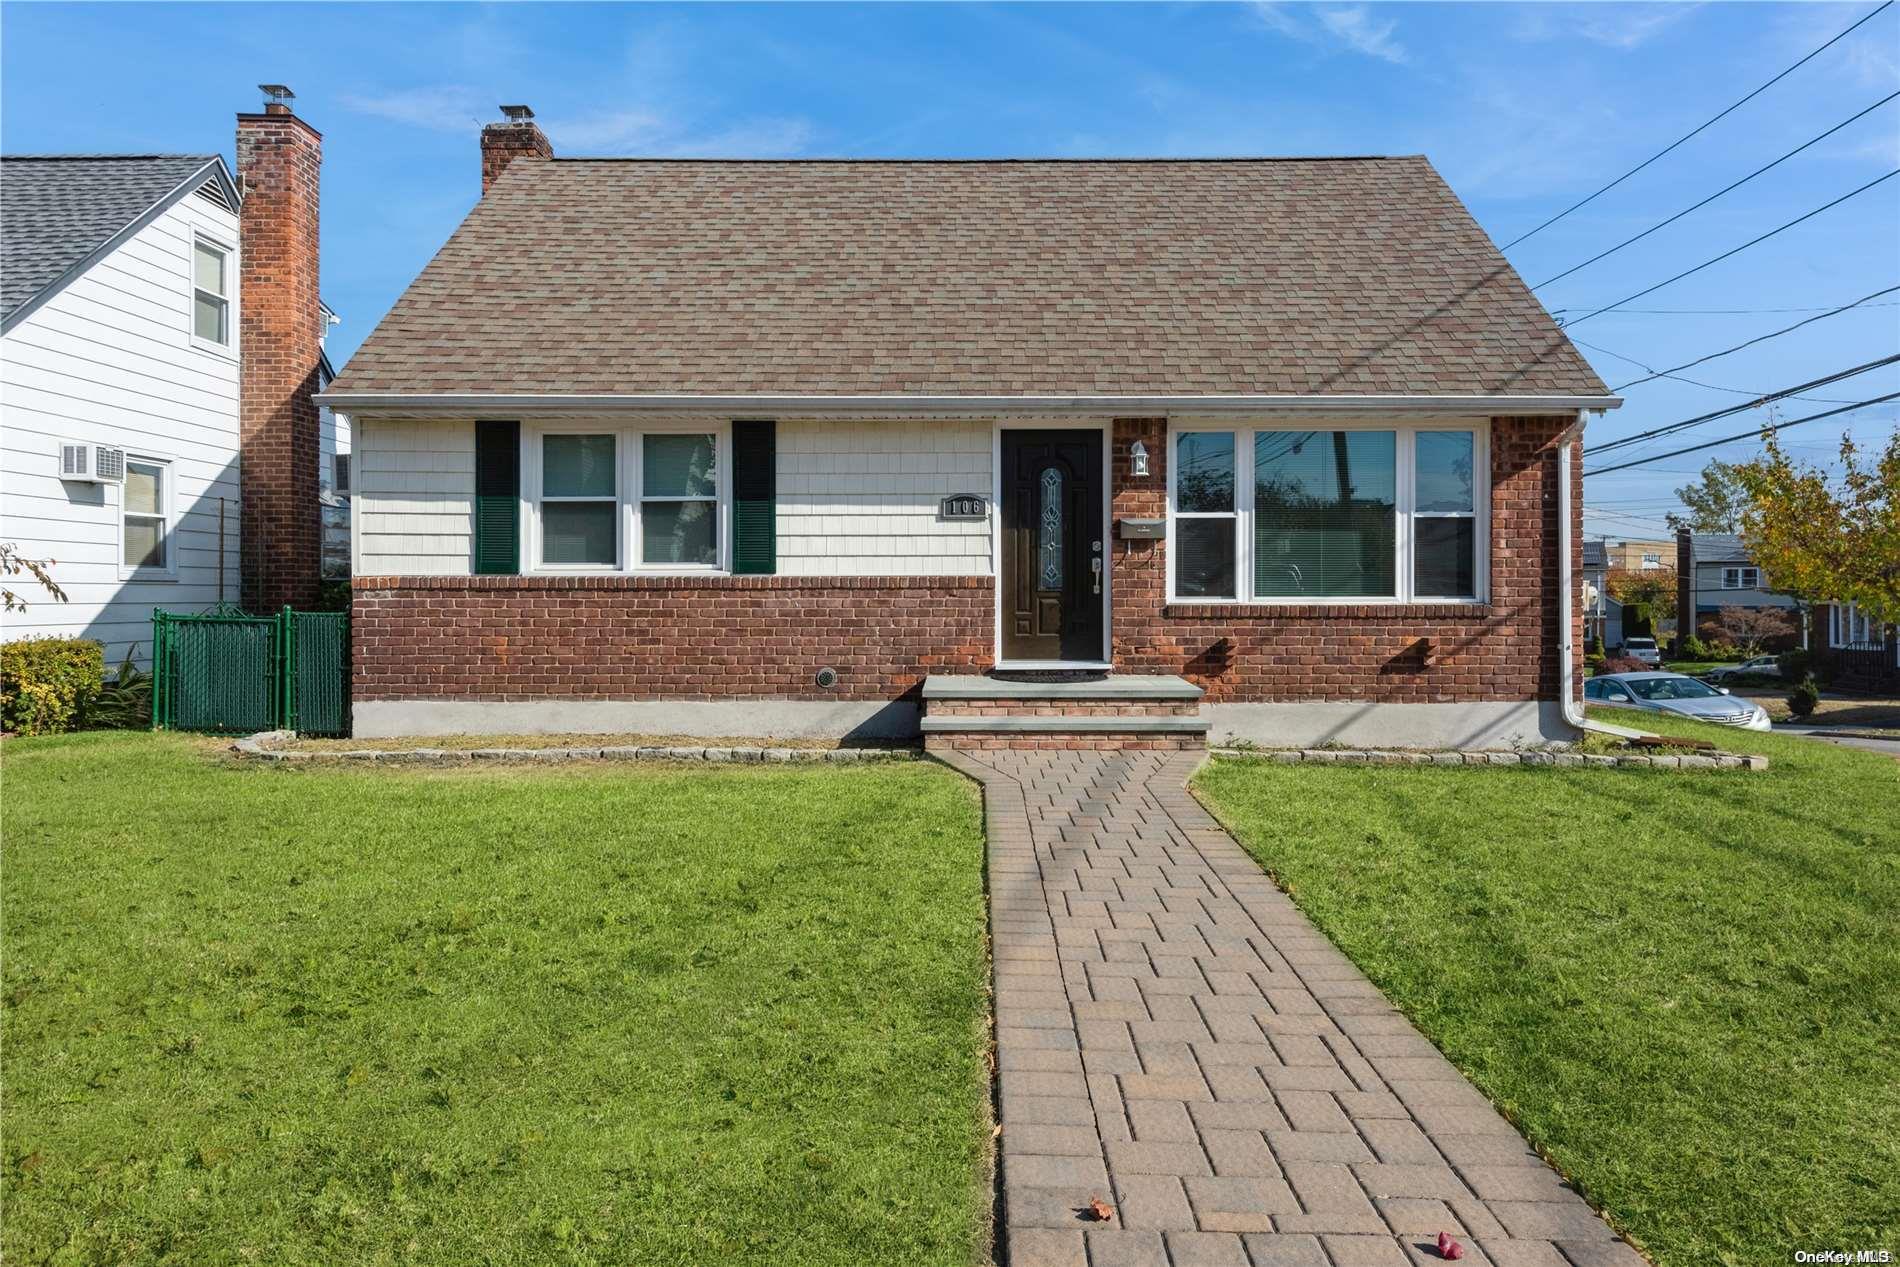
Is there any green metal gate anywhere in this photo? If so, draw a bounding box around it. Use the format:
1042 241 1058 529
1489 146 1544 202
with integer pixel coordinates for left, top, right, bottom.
153 606 350 736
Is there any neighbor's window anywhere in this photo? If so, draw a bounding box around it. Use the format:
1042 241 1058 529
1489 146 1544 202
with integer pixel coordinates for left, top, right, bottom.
1722 566 1760 590
333 452 351 495
1171 425 1483 603
540 434 618 566
123 459 168 571
1642 552 1662 567
1831 602 1876 648
192 238 230 346
640 433 717 566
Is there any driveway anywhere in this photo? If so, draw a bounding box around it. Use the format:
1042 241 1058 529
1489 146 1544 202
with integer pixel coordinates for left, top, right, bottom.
1775 725 1900 758
937 748 1641 1267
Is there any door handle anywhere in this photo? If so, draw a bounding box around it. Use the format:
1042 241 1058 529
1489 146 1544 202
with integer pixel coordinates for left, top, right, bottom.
1091 557 1103 595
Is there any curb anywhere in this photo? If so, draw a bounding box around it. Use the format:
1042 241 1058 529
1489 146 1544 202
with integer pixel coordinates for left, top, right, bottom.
230 732 920 765
1208 746 1767 770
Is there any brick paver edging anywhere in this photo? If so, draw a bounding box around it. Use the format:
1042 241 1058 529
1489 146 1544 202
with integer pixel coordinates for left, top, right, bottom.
230 731 917 764
931 747 1647 1267
1210 747 1767 771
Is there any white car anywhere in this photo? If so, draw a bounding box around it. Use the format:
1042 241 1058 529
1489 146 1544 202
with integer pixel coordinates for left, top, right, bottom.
1585 672 1773 730
1621 637 1662 666
1702 655 1784 683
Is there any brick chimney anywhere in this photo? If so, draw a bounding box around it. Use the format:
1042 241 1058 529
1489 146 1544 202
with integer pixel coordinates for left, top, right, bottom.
237 84 322 613
481 104 552 194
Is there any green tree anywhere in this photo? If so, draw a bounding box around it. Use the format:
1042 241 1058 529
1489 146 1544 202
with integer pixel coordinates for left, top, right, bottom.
1734 429 1900 628
1666 460 1747 533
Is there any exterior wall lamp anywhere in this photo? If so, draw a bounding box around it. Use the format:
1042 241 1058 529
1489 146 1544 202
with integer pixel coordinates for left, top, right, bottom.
1129 440 1150 478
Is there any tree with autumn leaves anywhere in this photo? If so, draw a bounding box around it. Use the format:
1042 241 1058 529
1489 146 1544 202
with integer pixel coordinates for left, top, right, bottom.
1733 429 1899 630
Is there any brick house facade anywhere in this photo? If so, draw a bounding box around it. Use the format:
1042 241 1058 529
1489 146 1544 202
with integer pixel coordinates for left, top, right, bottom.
324 111 1613 744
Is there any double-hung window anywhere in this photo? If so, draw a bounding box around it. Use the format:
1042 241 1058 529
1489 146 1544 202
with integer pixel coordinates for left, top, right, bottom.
531 426 724 572
1168 424 1485 604
122 457 172 576
192 236 231 348
1722 566 1760 590
1831 602 1876 648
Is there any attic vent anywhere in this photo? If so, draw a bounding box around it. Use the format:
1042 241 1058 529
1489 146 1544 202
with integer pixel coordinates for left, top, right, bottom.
194 177 233 211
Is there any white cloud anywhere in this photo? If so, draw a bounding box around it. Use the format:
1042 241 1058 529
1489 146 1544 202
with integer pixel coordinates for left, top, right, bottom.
338 86 489 133
1513 3 1703 50
1250 2 1409 64
1314 6 1409 63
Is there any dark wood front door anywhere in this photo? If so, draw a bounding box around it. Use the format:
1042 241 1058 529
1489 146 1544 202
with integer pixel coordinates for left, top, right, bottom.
1001 429 1105 662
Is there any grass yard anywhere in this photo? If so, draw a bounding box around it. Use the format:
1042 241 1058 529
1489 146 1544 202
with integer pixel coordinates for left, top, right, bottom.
2 733 991 1266
1196 713 1899 1266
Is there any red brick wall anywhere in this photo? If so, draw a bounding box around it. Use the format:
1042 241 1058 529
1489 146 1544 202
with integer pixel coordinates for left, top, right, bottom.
237 106 322 613
1108 415 1577 703
352 575 992 701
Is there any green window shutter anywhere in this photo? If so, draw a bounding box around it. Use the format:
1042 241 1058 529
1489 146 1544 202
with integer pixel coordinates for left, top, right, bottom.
731 419 776 575
473 420 520 574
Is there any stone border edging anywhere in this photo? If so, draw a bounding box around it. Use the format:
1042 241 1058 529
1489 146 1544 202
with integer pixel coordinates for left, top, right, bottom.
1210 745 1768 770
230 731 919 765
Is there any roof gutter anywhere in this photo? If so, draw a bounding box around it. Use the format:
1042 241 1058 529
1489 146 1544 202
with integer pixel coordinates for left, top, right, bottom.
315 391 1623 417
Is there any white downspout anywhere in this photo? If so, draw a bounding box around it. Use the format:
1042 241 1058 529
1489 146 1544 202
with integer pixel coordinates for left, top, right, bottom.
1560 410 1646 741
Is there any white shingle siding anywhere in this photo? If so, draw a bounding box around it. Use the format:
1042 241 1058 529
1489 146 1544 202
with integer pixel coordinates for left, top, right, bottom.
0 192 242 667
776 420 991 576
353 419 474 575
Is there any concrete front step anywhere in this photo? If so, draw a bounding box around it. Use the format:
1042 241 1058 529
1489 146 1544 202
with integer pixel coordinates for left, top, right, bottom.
920 675 1208 750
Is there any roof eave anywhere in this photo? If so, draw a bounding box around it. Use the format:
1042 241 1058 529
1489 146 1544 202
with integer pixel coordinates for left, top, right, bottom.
316 391 1623 417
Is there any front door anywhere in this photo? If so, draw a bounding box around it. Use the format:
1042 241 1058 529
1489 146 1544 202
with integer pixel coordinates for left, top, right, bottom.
1001 429 1104 663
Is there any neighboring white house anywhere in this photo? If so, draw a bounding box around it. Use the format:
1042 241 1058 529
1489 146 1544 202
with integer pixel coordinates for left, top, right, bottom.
0 148 346 666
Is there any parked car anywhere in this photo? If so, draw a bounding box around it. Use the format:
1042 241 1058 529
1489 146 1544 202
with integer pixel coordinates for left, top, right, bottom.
1584 672 1772 730
1621 637 1662 666
1702 655 1784 683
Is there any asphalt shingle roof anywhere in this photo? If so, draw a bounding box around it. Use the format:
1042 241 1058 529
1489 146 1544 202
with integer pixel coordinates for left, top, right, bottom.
331 156 1609 399
1 155 220 322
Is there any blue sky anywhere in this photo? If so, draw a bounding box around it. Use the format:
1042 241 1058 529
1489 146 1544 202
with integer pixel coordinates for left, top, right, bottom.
4 1 1896 536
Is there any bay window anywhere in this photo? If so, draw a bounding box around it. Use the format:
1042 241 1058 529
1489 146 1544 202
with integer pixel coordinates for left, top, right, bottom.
1168 424 1486 604
530 425 725 572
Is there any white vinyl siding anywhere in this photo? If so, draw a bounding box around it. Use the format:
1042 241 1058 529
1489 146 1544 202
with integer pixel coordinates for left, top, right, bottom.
352 418 475 575
776 420 991 576
0 191 242 667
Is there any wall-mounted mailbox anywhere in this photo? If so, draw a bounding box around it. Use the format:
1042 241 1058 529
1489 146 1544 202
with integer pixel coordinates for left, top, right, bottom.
1117 518 1166 539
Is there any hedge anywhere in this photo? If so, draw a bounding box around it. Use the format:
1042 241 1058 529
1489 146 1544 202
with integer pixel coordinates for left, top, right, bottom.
1 637 105 736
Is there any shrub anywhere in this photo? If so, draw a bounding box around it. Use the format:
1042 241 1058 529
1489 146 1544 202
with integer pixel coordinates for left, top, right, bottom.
1587 634 1605 659
1596 655 1649 675
1787 674 1821 719
1779 648 1813 683
1 637 104 736
1677 634 1711 661
88 647 153 730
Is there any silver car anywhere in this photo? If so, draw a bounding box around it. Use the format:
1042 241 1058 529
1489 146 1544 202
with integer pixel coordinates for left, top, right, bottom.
1585 671 1772 730
1702 655 1784 683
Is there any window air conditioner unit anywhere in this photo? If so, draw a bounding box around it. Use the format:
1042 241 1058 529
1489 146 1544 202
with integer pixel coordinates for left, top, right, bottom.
59 443 125 484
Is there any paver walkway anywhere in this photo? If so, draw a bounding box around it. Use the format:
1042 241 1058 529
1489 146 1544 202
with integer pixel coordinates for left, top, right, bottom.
935 749 1641 1267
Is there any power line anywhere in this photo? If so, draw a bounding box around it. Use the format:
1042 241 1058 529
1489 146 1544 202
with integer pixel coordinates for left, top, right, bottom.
1533 92 1900 290
1557 170 1900 329
1606 284 1900 391
1588 355 1900 455
1584 393 1900 476
1501 1 1894 249
1556 300 1900 315
1572 337 1860 404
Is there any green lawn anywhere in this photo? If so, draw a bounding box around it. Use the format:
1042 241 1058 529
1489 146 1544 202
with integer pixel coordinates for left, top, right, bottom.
1196 713 1898 1266
2 733 991 1266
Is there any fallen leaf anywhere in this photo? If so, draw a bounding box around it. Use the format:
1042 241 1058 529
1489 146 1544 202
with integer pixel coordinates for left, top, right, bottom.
1436 1231 1464 1260
1086 1198 1115 1222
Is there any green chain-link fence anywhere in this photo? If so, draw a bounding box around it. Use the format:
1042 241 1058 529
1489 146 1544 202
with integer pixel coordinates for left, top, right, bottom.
152 605 349 736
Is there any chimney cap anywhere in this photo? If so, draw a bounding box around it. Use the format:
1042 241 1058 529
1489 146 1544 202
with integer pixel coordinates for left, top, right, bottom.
259 84 295 107
500 104 535 121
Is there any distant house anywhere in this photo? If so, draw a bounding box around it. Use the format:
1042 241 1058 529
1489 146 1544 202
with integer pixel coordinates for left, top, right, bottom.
0 86 342 667
1673 529 1799 649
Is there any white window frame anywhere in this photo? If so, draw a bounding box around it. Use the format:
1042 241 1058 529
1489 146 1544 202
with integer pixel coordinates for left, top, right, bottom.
119 454 177 581
522 420 730 575
189 231 235 356
1166 419 1490 605
1830 602 1877 649
1722 566 1760 590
